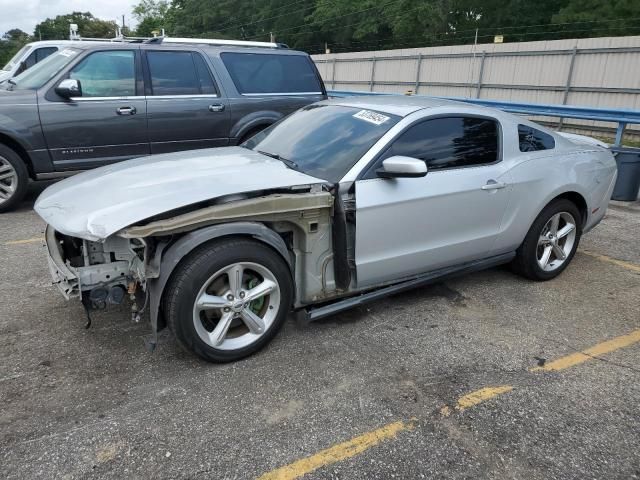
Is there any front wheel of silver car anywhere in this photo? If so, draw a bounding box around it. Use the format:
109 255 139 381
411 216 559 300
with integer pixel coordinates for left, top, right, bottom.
512 199 582 281
0 144 29 213
165 238 293 363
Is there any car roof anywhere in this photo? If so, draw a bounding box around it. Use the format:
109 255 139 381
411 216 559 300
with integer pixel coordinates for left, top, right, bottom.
65 41 308 56
325 94 466 117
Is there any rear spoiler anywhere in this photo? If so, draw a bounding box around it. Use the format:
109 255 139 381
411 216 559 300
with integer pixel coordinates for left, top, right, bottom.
557 132 609 149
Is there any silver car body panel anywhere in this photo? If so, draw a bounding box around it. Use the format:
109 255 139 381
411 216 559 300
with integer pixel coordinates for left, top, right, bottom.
34 146 327 241
36 95 617 330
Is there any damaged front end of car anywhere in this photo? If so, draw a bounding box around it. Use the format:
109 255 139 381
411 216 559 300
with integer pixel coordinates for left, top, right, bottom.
43 187 338 338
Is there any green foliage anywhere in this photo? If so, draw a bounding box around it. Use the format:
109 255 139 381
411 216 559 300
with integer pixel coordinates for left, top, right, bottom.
34 12 118 40
552 0 640 37
0 29 31 67
157 0 640 53
133 0 171 35
2 1 640 59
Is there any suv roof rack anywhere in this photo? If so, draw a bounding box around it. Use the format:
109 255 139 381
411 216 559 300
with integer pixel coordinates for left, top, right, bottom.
145 36 285 49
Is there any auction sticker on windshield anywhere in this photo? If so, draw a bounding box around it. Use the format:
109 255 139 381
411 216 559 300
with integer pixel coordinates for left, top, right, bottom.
353 110 391 125
59 49 77 57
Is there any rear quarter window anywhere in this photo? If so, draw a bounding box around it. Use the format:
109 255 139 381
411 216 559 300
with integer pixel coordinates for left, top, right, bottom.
220 52 322 94
518 124 555 152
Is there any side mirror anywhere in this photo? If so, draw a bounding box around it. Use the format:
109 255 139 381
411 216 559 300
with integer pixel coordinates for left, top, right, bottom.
55 79 82 99
376 156 428 179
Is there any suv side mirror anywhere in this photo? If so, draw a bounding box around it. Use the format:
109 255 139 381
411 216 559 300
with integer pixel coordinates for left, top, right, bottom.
55 79 82 99
376 156 428 179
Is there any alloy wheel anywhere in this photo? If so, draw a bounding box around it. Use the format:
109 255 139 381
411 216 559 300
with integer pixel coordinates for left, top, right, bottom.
192 262 281 351
0 156 18 205
536 211 577 272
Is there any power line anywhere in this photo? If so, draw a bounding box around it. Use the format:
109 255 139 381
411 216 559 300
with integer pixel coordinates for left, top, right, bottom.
215 0 315 33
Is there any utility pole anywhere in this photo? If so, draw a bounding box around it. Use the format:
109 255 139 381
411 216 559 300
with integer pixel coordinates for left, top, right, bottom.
270 32 275 43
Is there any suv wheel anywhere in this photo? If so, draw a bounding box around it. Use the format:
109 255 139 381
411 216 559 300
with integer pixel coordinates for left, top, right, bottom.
165 238 293 362
0 145 29 213
512 199 582 281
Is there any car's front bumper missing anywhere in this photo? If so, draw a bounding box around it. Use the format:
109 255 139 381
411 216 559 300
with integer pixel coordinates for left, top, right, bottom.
45 225 80 300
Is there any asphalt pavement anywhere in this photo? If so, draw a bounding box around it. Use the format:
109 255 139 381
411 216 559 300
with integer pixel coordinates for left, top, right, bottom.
1 186 639 479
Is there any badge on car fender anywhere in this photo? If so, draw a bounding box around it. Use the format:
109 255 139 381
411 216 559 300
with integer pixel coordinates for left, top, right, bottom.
353 110 390 126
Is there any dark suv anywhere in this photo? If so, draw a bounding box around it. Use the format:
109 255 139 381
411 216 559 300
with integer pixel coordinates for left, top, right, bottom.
0 40 326 211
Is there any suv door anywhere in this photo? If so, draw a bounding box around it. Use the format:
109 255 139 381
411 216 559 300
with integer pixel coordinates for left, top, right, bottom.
143 49 230 154
39 49 149 170
354 116 512 287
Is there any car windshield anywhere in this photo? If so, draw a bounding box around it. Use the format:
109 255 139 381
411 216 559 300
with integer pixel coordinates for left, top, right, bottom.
244 104 400 182
2 45 31 71
6 48 80 90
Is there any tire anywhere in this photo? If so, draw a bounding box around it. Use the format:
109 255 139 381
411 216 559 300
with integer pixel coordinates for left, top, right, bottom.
0 144 29 213
164 238 293 363
512 199 582 281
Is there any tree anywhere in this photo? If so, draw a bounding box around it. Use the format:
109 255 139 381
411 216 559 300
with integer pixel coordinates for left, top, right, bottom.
126 0 640 54
34 12 118 40
133 0 170 36
0 29 31 67
552 0 640 38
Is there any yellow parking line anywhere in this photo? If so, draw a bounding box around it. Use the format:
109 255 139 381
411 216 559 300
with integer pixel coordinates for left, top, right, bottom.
531 329 640 372
4 237 43 246
257 420 415 480
439 385 514 417
581 250 640 273
456 385 514 410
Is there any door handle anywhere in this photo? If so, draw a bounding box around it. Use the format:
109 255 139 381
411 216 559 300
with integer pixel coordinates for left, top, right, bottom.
481 180 507 190
208 104 225 112
116 106 136 116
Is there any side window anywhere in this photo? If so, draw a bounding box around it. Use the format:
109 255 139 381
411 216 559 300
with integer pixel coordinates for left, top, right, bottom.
36 47 57 63
69 50 135 97
220 52 322 94
381 117 499 171
147 51 208 96
518 124 555 152
192 53 217 95
24 50 38 69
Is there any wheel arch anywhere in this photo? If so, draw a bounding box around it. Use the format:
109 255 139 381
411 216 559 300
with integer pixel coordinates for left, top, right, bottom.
229 110 283 144
148 222 293 334
547 190 588 228
0 132 35 179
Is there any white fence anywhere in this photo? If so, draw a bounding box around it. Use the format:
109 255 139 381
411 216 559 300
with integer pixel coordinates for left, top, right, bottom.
312 35 640 139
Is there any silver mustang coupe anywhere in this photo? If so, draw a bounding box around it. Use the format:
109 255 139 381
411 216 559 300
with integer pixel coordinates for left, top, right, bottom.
35 96 617 362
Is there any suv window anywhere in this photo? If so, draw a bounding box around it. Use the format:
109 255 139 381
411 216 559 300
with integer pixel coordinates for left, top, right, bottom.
25 47 58 68
147 51 216 95
69 50 135 97
518 124 555 152
220 52 322 94
380 116 499 171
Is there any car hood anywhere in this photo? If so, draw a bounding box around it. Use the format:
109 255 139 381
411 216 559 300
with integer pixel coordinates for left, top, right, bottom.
35 147 326 241
0 87 37 103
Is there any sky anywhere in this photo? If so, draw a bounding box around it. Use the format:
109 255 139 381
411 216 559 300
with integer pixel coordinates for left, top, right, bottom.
0 0 139 37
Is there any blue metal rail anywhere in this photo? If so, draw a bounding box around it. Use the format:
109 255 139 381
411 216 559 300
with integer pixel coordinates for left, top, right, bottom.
328 90 640 146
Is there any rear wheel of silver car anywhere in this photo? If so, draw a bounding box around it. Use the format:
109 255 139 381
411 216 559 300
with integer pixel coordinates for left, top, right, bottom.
0 144 29 213
165 238 293 363
513 199 582 281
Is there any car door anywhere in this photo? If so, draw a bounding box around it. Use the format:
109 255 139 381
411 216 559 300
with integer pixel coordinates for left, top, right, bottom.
354 115 512 287
143 49 230 154
39 48 149 170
